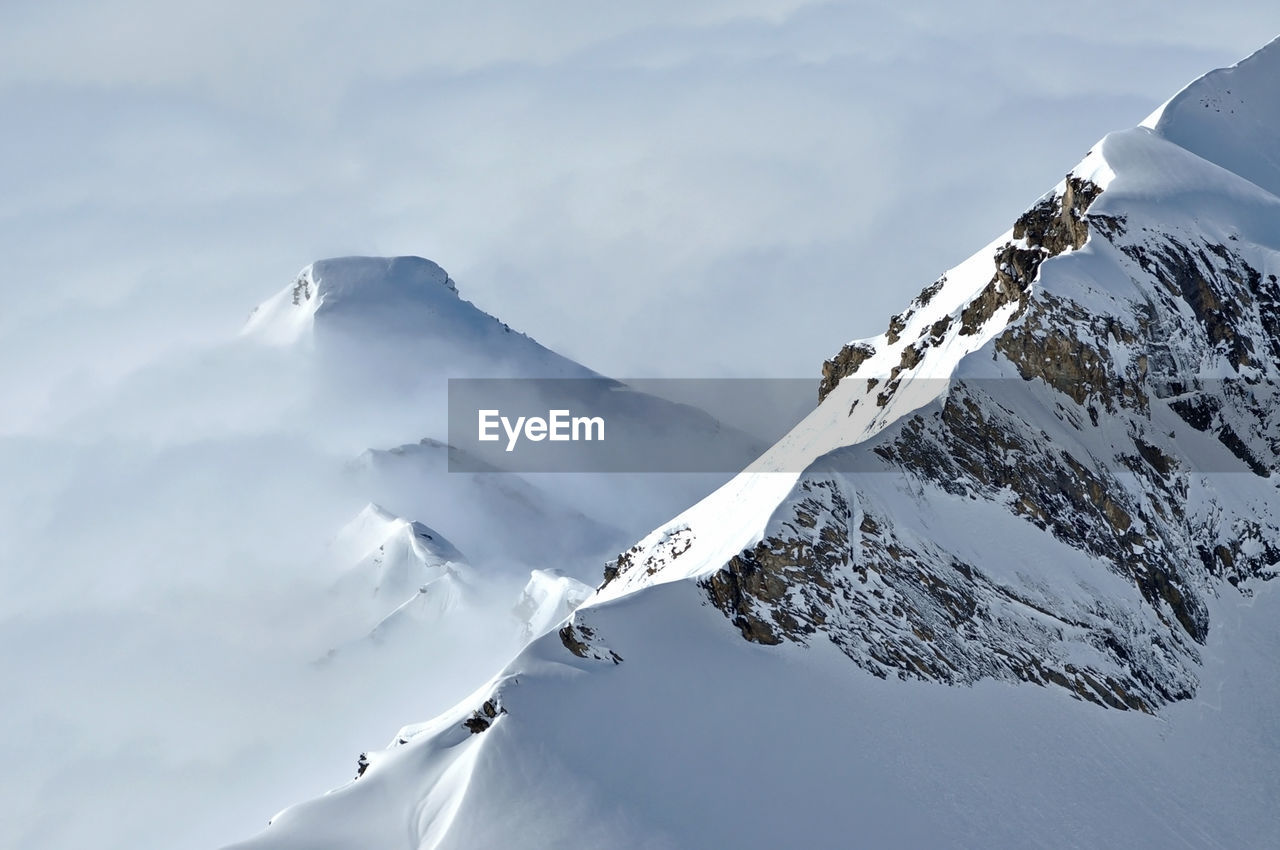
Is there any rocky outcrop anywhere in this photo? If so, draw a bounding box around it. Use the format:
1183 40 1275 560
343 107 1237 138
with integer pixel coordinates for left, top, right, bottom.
701 172 1280 713
1013 175 1101 254
703 478 853 645
291 274 312 305
558 621 623 664
821 176 1104 406
463 699 507 734
600 527 694 590
819 342 876 402
959 175 1102 337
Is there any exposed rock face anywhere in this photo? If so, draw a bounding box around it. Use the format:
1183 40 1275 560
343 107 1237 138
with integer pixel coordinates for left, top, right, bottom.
696 173 1280 712
819 342 875 402
600 527 694 590
994 291 1143 409
1013 175 1102 254
959 176 1102 337
558 621 623 664
700 467 1188 712
824 176 1106 411
291 274 312 305
704 478 853 646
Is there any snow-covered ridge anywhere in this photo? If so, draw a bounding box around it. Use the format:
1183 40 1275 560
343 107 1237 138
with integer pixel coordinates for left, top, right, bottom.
330 503 465 602
241 255 587 387
588 93 1280 708
591 163 1110 605
591 33 1280 612
1143 35 1280 199
512 570 593 642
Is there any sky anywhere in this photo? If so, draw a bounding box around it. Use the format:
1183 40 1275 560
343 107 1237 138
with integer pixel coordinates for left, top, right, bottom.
3 2 1280 417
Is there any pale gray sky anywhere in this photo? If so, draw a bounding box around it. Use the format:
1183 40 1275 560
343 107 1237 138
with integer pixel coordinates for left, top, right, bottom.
2 2 1278 406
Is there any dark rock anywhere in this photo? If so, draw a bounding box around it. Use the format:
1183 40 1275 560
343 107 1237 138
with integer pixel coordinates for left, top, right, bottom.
463 699 507 734
819 342 876 402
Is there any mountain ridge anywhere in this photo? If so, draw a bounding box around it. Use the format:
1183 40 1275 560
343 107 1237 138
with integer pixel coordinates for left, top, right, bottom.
228 37 1280 850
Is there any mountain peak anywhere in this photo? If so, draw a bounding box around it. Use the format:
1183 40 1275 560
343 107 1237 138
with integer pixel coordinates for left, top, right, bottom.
304 256 458 300
242 256 460 344
1143 36 1280 198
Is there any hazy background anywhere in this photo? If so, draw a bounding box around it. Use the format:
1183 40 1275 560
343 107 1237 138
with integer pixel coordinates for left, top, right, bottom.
4 2 1280 425
3 4 1280 849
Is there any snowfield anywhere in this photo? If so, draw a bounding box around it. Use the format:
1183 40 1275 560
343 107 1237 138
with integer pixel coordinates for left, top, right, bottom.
234 581 1280 849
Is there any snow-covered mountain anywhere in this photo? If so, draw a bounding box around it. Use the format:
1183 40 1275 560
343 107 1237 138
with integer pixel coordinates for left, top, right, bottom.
239 255 776 668
230 39 1280 849
331 505 467 600
242 254 770 553
239 253 774 661
241 254 595 425
244 256 573 366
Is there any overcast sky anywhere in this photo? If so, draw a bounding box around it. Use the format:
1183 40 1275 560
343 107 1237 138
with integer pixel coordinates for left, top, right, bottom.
3 2 1279 410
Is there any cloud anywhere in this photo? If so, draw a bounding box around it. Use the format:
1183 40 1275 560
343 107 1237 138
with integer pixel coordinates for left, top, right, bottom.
3 3 1273 393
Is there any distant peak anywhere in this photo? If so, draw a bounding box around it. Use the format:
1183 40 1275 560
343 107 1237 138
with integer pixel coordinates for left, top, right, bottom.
242 255 459 344
304 256 457 300
332 502 467 576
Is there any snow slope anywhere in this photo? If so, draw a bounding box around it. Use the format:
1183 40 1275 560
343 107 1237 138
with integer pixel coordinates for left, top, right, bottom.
236 582 1280 850
330 504 467 605
1143 34 1280 199
232 38 1280 850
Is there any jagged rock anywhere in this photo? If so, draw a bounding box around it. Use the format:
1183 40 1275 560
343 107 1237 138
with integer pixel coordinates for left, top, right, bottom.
559 622 623 664
463 699 507 734
822 176 1104 405
819 342 876 402
1013 174 1102 254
